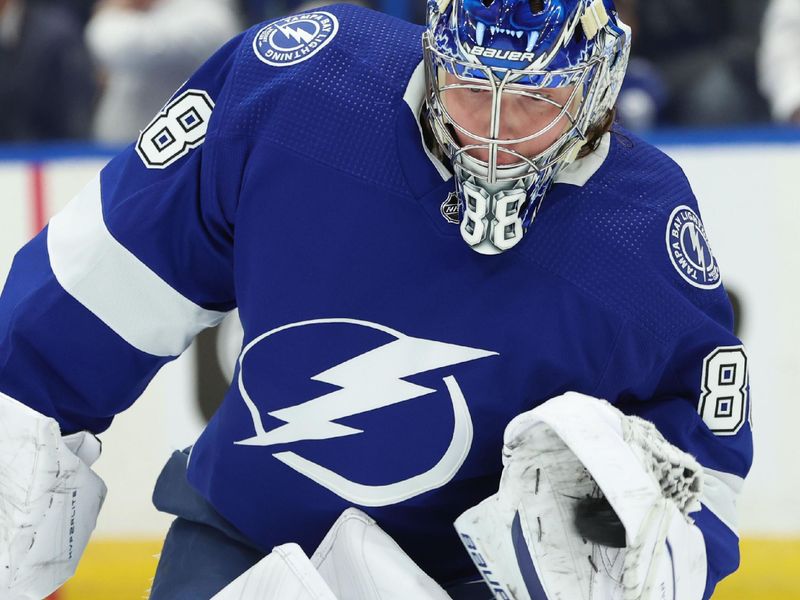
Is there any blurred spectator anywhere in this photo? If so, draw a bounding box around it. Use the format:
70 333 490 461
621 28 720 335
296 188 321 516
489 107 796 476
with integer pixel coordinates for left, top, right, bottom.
295 0 367 12
64 0 100 26
239 0 373 25
86 0 240 143
630 0 770 127
36 0 100 26
616 58 668 132
0 0 96 141
9 0 102 26
759 0 800 124
611 0 668 131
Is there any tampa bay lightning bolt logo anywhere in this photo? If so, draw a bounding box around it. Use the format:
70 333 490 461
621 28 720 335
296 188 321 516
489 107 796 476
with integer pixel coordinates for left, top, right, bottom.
253 11 338 67
666 205 721 290
235 318 497 506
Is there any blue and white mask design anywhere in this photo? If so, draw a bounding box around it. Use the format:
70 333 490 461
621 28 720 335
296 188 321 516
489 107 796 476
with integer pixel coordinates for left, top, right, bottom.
423 0 630 254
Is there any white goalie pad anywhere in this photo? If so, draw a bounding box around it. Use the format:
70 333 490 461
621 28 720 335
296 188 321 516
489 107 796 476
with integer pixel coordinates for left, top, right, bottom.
311 508 451 600
211 543 337 600
0 392 107 600
455 392 707 600
213 508 450 600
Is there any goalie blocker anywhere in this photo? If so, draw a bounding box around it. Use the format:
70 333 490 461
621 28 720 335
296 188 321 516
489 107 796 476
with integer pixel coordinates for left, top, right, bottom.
0 392 107 600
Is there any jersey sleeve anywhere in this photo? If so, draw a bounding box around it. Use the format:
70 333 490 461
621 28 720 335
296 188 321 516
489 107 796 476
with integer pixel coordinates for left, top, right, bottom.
0 32 248 435
576 136 755 599
597 293 752 600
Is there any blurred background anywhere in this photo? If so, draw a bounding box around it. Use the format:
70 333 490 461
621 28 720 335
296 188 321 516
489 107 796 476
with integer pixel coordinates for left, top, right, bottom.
0 0 798 598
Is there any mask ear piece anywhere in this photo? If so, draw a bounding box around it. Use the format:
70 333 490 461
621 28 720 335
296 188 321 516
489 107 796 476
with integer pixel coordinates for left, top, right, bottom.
436 0 452 13
581 0 610 39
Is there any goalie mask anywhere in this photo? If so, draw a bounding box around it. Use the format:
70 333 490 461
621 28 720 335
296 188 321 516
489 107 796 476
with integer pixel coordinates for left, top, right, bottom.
423 0 631 254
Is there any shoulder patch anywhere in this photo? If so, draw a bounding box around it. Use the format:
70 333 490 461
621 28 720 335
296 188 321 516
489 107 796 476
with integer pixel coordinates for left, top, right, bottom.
253 12 339 67
665 205 721 290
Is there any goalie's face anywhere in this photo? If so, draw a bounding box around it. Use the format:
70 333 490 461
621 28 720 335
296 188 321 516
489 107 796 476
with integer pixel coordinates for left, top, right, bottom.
440 73 576 166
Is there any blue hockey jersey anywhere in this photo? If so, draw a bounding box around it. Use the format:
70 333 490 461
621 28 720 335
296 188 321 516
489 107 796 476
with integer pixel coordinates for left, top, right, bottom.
0 5 751 597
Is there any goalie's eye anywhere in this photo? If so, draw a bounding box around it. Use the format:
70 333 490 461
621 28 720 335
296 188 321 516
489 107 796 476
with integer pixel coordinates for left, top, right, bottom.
481 0 495 6
529 0 545 14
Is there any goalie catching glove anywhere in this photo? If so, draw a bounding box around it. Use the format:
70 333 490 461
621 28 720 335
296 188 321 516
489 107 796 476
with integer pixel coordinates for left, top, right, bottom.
455 392 707 600
0 392 107 599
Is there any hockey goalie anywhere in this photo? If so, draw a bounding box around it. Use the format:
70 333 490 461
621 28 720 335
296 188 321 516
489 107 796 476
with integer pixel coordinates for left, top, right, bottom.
0 0 750 598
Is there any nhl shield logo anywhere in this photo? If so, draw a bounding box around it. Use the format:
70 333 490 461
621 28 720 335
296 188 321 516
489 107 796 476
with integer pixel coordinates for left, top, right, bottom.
253 12 339 67
441 192 460 224
665 205 721 290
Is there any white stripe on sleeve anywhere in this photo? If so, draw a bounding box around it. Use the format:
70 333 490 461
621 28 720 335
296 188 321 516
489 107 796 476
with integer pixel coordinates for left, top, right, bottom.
702 466 744 534
47 174 227 357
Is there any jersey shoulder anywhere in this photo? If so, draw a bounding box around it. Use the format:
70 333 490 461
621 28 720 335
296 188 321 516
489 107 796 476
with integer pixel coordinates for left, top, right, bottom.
601 127 696 210
212 4 425 192
525 128 732 344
